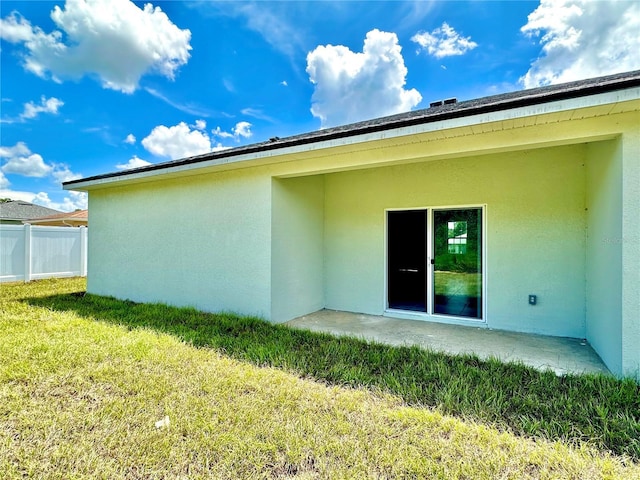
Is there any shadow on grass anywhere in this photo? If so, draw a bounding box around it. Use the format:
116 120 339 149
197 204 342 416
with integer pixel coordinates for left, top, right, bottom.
26 291 640 461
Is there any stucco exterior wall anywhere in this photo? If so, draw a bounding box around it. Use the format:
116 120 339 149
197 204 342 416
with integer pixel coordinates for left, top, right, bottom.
621 128 640 378
271 176 325 322
88 168 273 318
585 130 640 379
586 139 623 374
324 144 588 337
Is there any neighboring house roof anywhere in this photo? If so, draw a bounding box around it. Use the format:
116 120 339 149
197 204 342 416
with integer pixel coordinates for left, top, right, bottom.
0 200 62 223
24 209 88 227
65 70 640 191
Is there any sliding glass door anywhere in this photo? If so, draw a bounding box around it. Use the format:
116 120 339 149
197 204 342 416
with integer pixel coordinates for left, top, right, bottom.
432 208 482 319
387 207 483 320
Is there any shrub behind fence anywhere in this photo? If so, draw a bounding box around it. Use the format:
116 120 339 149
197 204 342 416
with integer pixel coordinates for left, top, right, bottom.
0 224 87 283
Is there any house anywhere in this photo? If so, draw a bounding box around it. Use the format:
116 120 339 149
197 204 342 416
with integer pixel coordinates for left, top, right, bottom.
0 200 62 225
24 209 88 227
64 70 640 379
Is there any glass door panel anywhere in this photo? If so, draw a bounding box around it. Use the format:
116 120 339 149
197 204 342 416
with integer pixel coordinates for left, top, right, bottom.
432 208 482 319
387 210 427 312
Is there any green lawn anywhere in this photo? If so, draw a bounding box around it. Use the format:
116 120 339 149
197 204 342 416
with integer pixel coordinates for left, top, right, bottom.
1 278 638 479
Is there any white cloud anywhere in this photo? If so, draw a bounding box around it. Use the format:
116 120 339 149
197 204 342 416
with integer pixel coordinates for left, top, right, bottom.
224 2 305 61
124 134 136 145
211 127 235 139
211 143 231 153
212 121 253 141
142 122 212 159
116 155 152 170
233 121 252 139
2 96 62 123
0 142 29 157
0 184 87 213
0 11 34 43
62 192 88 211
223 78 236 93
31 190 87 212
411 22 478 58
0 166 86 213
144 87 216 117
0 142 52 177
0 188 34 203
0 0 192 93
52 164 82 184
0 171 10 189
20 95 63 120
0 141 83 200
240 108 275 122
306 29 422 128
280 80 288 87
0 188 44 205
141 119 255 161
520 0 640 88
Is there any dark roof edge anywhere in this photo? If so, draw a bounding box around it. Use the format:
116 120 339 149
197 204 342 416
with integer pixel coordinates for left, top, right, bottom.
65 70 640 187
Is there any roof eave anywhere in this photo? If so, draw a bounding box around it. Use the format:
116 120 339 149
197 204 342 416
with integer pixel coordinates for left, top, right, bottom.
64 70 640 191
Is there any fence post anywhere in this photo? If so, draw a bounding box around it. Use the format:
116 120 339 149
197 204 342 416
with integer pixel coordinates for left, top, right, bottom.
80 226 87 277
24 223 31 282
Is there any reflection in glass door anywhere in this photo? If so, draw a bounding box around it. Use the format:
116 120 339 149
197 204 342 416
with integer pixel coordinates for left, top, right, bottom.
432 208 482 319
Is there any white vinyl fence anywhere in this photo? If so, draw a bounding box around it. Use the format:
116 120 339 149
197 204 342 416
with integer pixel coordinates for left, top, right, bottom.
0 224 87 283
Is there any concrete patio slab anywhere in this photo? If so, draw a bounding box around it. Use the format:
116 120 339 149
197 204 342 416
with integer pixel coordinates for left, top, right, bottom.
286 310 610 376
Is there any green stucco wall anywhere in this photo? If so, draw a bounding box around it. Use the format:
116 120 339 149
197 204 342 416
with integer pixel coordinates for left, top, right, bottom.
586 139 623 374
88 168 273 318
323 145 588 337
584 130 640 379
621 128 640 379
271 176 325 322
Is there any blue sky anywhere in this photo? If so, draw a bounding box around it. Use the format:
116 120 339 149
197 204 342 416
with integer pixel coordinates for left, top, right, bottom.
1 0 639 212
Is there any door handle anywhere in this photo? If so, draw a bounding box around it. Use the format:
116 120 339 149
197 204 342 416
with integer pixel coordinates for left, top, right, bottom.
398 268 419 273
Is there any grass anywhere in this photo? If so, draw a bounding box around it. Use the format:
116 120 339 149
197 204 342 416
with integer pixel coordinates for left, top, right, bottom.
1 278 639 478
